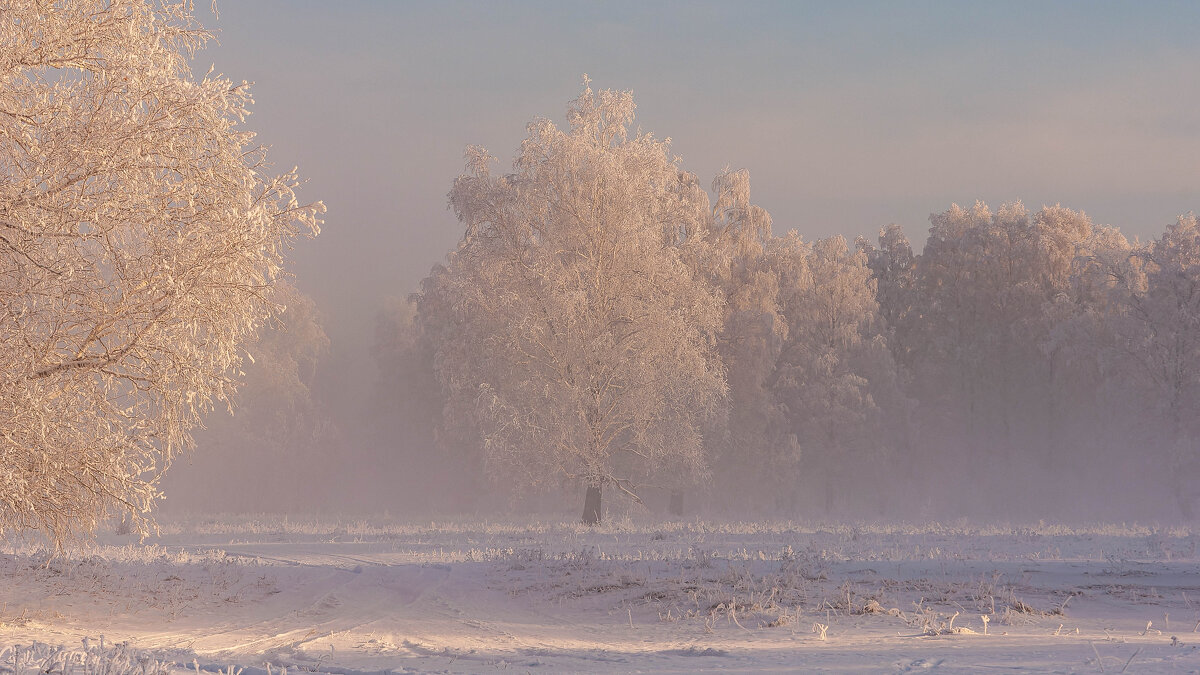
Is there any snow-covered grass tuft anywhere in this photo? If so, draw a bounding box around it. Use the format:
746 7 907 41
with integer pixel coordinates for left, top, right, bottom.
0 639 172 675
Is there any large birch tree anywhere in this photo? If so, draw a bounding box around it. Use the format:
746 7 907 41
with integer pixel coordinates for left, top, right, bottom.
426 80 726 523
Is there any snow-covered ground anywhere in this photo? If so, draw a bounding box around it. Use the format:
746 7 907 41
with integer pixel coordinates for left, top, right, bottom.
2 516 1199 673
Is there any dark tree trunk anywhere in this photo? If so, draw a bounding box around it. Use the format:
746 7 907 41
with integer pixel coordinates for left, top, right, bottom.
668 490 684 517
1170 456 1196 522
582 484 602 525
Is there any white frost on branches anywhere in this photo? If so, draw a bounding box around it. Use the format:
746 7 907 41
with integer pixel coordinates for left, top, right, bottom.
425 80 726 504
0 1 322 545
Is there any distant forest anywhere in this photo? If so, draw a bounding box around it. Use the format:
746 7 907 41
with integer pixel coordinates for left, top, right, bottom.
374 86 1200 523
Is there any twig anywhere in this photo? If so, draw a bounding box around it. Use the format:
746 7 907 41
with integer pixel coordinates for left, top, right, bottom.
1119 647 1141 674
730 604 749 632
1089 641 1106 673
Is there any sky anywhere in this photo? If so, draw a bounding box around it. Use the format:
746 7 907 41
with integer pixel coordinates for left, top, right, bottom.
190 0 1200 409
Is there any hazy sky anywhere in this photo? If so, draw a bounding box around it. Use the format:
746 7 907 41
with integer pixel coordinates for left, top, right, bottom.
192 1 1200 391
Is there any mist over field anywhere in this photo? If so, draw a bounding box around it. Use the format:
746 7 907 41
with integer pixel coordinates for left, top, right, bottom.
6 2 1200 673
146 2 1200 527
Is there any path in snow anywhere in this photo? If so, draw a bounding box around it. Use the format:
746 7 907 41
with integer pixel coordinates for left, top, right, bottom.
2 517 1199 673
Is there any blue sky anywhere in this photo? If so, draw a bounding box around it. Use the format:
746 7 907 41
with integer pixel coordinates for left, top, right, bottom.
193 0 1200 364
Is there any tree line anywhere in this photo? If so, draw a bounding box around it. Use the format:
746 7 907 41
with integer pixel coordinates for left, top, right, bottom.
379 82 1200 523
5 0 1194 545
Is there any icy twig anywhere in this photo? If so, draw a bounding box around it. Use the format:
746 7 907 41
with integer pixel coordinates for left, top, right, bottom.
730 604 749 632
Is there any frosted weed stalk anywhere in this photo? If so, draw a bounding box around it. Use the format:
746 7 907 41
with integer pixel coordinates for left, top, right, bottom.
643 545 838 630
0 639 171 675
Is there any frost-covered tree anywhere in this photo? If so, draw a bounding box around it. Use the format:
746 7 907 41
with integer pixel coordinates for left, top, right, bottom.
699 170 790 508
373 296 435 427
858 224 917 369
884 201 1130 513
423 80 726 523
1138 216 1200 439
159 284 342 513
685 173 907 515
912 202 1023 450
771 235 901 514
369 291 489 513
0 1 322 544
1096 214 1200 517
908 203 1090 462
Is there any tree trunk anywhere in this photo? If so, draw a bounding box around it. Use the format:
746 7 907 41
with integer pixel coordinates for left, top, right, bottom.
1170 438 1197 522
582 484 602 525
668 490 684 517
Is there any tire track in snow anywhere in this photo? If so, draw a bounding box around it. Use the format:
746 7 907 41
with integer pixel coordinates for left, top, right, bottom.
136 548 457 658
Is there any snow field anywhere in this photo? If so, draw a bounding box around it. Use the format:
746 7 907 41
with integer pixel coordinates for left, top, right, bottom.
2 516 1199 673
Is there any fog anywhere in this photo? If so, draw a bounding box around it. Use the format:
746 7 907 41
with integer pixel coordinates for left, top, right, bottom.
162 2 1200 524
